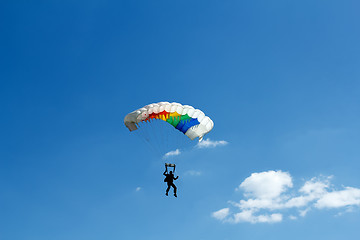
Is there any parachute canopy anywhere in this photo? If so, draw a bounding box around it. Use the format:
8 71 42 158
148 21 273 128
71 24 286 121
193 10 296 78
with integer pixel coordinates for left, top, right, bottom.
124 102 214 141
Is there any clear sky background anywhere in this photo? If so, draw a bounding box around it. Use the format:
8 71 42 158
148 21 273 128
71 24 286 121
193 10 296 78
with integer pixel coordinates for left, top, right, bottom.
1 1 360 240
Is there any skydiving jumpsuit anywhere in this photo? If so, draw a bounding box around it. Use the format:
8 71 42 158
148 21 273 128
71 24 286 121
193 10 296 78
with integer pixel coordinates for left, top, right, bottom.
163 171 178 196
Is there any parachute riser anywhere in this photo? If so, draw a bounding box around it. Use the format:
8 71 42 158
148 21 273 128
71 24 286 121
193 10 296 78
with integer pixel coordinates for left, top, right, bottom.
165 163 176 175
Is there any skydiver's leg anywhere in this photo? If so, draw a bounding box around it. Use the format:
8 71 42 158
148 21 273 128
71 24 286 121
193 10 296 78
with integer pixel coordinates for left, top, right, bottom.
172 183 177 196
166 183 171 196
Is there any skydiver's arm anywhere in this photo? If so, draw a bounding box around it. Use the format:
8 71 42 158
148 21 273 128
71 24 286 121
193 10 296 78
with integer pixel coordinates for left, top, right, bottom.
163 167 168 176
174 176 178 180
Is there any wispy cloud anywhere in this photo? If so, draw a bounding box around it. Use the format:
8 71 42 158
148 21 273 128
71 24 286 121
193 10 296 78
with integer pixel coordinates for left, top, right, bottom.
231 210 282 224
136 187 141 192
212 208 230 221
196 138 228 149
184 170 202 176
213 170 360 224
163 149 181 158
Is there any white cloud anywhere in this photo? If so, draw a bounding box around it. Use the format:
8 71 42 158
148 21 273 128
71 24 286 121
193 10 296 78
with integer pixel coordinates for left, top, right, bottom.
236 198 276 210
196 138 228 148
300 176 331 195
163 149 181 158
284 195 311 208
283 177 332 209
231 210 282 224
212 208 230 220
237 170 293 199
315 187 360 209
185 170 202 176
136 187 141 192
212 171 360 224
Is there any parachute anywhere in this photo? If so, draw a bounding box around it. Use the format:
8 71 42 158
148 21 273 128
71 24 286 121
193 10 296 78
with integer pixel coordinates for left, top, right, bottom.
124 101 214 158
125 102 213 196
124 102 214 142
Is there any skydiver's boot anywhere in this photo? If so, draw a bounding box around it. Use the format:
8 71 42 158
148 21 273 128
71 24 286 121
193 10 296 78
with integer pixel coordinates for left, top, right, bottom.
174 193 177 197
165 192 168 196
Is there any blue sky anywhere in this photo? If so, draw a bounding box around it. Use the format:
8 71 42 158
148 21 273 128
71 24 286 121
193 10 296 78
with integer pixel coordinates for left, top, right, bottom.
1 0 360 239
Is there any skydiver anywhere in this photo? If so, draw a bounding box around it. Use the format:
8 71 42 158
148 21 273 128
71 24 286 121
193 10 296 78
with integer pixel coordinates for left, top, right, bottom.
163 165 178 197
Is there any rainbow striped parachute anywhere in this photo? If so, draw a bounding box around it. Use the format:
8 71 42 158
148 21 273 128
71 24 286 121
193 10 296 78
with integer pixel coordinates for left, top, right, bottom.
124 102 214 142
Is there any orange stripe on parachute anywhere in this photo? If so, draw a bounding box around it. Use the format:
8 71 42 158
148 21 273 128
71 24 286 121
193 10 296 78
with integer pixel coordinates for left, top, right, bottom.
143 111 170 122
